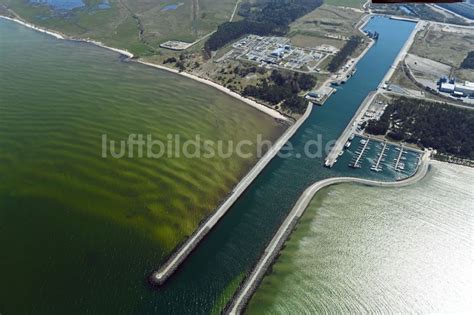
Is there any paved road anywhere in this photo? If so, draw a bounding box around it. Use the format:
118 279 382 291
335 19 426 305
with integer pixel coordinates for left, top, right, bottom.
151 103 314 285
227 151 431 315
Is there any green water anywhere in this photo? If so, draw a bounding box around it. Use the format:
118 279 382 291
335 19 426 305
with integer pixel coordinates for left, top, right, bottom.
0 18 284 314
248 162 474 313
1 16 420 314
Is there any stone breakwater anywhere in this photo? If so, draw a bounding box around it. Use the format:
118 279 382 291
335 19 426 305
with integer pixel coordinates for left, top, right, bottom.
226 151 431 315
150 103 313 285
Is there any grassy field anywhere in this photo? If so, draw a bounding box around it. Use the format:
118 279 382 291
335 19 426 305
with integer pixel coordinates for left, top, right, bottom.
288 4 366 70
1 0 238 55
324 0 366 9
289 4 364 45
410 23 474 81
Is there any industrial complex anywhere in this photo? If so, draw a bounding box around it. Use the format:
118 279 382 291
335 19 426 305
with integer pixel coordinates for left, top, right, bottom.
222 35 338 73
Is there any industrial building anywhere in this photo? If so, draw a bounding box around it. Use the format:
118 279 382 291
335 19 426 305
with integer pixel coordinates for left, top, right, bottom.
438 77 474 97
227 35 335 73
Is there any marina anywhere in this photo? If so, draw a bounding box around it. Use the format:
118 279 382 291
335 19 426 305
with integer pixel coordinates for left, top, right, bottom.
339 135 423 179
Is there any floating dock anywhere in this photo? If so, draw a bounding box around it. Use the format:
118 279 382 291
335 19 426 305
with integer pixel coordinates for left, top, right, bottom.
394 145 406 172
349 138 370 169
371 141 387 172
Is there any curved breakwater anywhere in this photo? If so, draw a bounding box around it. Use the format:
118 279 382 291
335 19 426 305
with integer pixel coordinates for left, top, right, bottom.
247 162 474 314
227 151 430 314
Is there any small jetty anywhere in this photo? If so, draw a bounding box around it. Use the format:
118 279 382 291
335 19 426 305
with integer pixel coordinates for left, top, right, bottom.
394 145 406 172
371 141 387 172
349 138 370 169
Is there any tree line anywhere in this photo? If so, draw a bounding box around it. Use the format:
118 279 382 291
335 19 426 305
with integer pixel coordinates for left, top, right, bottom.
461 51 474 69
205 0 323 52
365 97 474 159
242 70 316 114
327 36 362 73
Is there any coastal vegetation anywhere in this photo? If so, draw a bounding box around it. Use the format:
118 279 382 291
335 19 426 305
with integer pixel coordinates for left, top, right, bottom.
365 97 474 159
327 36 361 72
242 70 316 113
1 0 239 55
204 0 323 52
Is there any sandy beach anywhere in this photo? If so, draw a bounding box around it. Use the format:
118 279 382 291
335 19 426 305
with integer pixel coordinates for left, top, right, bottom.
0 15 288 122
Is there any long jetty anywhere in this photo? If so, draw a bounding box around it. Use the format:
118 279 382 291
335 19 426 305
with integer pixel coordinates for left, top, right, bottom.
226 150 431 314
151 103 314 285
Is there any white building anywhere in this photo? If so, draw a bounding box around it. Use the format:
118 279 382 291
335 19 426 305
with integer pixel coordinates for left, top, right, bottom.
439 81 474 97
455 81 474 96
440 82 455 93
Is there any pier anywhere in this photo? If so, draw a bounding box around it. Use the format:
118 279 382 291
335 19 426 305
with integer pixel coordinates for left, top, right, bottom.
350 138 370 169
394 145 405 171
371 141 387 172
151 103 313 285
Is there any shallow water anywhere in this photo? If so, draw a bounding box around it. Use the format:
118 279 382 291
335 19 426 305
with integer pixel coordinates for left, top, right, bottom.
248 162 474 313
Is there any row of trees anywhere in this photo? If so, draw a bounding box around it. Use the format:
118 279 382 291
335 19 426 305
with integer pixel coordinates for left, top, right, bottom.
205 0 323 52
365 97 474 159
242 70 316 114
327 36 362 73
460 51 474 69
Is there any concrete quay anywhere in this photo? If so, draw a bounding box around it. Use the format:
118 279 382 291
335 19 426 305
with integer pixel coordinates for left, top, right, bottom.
378 20 423 89
151 103 314 285
226 151 431 315
325 90 377 167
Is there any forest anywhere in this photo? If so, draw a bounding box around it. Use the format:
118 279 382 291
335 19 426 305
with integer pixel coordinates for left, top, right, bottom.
327 36 362 73
205 0 323 52
242 70 316 114
461 51 474 69
365 97 474 159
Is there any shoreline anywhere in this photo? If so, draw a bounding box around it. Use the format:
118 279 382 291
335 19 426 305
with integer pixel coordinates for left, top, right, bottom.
136 61 289 121
226 150 431 315
0 15 288 122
